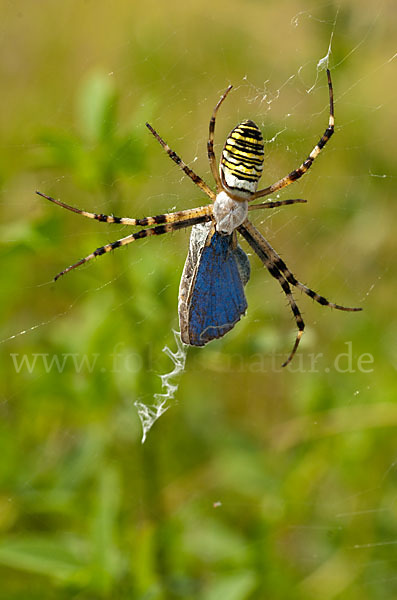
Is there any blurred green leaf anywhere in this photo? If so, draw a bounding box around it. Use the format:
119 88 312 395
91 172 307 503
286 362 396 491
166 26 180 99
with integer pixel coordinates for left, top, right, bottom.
35 70 148 189
0 537 87 582
89 465 122 593
203 571 257 600
77 72 117 143
183 517 249 564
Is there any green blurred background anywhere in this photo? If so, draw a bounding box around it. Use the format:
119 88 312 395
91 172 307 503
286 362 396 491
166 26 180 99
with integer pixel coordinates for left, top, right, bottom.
1 1 396 598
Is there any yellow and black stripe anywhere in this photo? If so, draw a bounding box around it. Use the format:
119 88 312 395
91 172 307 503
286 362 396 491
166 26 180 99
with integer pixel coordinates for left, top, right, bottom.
220 120 264 197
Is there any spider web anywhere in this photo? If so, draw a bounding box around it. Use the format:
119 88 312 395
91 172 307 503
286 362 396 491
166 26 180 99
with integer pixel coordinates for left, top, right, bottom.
126 6 392 441
134 330 187 443
1 5 393 435
0 3 396 593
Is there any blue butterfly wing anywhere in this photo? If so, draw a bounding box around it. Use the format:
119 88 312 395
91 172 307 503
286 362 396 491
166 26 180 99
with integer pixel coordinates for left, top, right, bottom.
188 232 248 345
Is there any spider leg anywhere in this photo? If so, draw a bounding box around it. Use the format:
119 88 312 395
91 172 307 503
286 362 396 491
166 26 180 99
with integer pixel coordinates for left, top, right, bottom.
145 123 215 200
36 191 213 227
238 219 305 367
248 198 307 211
53 214 212 281
250 230 362 312
207 85 233 191
252 69 335 200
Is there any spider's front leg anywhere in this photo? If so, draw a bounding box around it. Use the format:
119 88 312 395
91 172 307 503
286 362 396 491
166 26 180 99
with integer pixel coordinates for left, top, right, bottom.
145 123 215 200
36 191 212 228
252 69 335 200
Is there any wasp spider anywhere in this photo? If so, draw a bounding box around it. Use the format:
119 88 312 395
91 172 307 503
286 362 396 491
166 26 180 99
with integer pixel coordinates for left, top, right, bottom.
37 70 361 366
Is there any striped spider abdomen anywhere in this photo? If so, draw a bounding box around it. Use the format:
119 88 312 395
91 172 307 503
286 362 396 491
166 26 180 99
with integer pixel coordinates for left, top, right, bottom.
220 119 264 198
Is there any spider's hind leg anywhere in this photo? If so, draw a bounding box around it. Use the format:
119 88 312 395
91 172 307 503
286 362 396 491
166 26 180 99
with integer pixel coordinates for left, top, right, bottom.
238 220 305 367
255 236 362 312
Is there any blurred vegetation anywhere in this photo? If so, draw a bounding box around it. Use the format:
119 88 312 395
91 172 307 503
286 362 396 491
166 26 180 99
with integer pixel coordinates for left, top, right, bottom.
0 1 396 599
